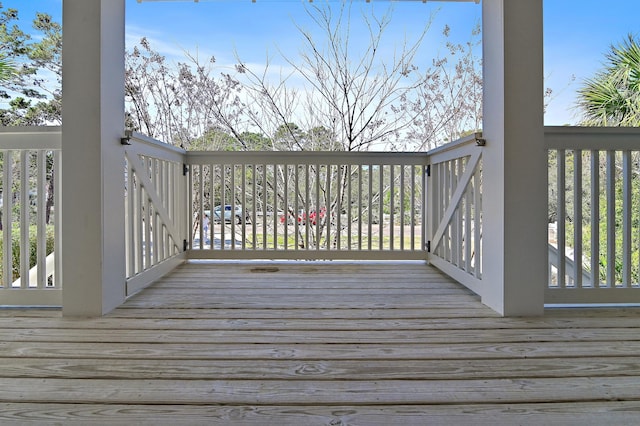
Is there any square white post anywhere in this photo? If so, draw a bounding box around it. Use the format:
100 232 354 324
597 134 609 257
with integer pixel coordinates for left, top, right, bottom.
481 0 546 316
61 0 126 316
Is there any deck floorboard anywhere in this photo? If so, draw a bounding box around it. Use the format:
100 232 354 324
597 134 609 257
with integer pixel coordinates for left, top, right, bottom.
1 261 640 425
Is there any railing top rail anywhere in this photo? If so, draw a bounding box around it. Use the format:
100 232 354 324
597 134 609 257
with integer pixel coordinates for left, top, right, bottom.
127 131 187 155
0 126 62 150
186 150 429 165
0 125 61 135
545 126 640 150
426 132 484 157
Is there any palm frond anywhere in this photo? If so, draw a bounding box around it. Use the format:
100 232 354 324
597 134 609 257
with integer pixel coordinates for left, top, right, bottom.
576 34 640 126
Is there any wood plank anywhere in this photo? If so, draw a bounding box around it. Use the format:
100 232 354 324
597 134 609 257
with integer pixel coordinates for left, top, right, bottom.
2 402 639 426
1 327 638 344
109 307 500 319
3 262 640 425
3 341 640 360
150 279 462 289
3 357 640 380
134 287 473 296
121 294 482 309
4 315 640 330
0 308 61 318
2 377 640 405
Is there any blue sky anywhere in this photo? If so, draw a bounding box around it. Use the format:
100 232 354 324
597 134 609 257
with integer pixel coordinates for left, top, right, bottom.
4 0 640 125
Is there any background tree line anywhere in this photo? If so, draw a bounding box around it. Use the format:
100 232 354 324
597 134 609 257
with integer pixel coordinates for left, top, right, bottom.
1 2 482 151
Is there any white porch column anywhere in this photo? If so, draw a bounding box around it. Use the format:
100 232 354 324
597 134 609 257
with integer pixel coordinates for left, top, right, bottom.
481 0 546 316
61 0 126 316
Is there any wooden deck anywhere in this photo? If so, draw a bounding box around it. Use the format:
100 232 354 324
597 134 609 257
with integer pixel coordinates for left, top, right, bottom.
2 261 640 425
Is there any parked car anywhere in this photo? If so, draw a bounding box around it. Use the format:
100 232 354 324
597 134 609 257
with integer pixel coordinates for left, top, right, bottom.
207 205 249 224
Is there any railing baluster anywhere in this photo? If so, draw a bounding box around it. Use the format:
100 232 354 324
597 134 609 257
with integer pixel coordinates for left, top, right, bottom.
242 164 247 251
306 164 312 249
273 164 278 250
438 162 445 257
36 151 46 288
422 164 427 256
557 149 566 288
379 164 384 251
209 163 214 250
283 164 288 250
410 165 416 251
347 164 352 251
162 161 169 259
53 151 62 287
400 165 405 251
251 164 257 250
19 150 29 288
2 151 12 287
136 162 144 272
390 165 395 251
606 150 616 286
573 150 583 288
230 164 236 250
464 168 472 273
368 164 372 251
335 164 341 250
152 159 160 265
315 163 320 251
622 150 632 287
451 158 460 267
221 164 227 251
358 165 363 251
187 163 193 252
460 163 466 269
198 164 205 250
163 158 169 215
427 162 436 256
473 163 482 279
326 164 331 249
440 161 446 259
294 164 300 251
161 161 167 259
262 164 267 250
444 159 452 261
143 187 151 270
590 150 600 287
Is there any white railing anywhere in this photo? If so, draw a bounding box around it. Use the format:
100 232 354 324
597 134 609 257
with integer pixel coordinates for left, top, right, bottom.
124 132 188 295
186 151 428 260
12 126 638 308
0 127 62 306
546 127 640 304
426 134 484 294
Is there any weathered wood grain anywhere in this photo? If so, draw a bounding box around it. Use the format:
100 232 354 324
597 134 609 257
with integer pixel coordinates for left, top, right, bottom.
4 315 640 330
3 357 640 380
2 261 640 425
110 307 498 319
2 377 640 405
121 294 482 309
1 326 638 344
2 402 639 426
3 340 640 360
